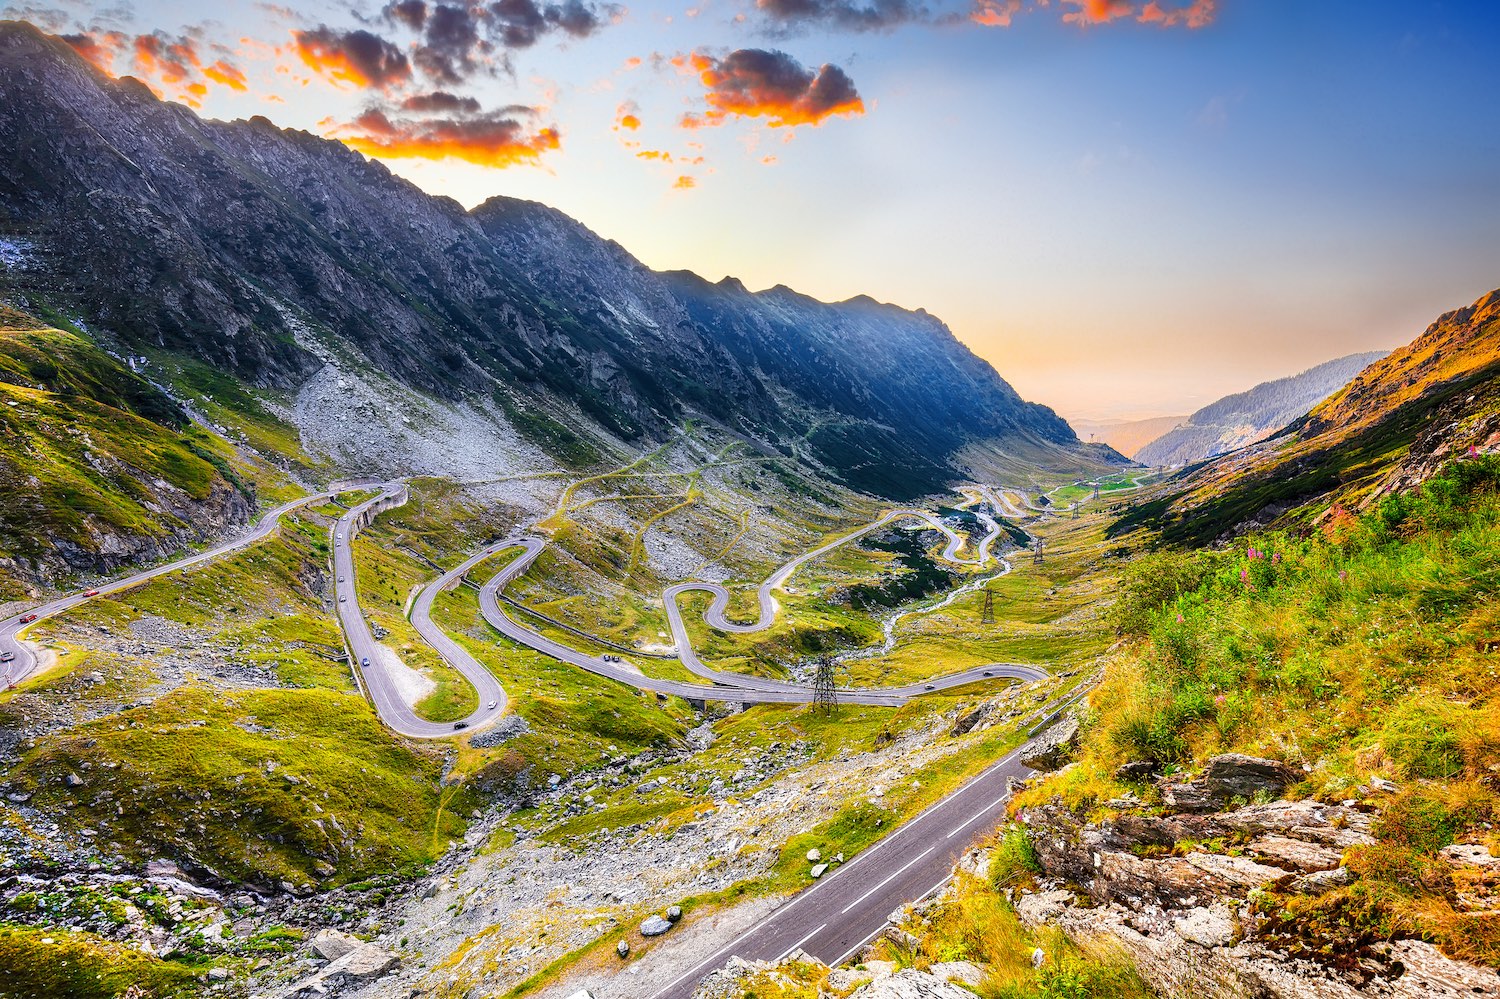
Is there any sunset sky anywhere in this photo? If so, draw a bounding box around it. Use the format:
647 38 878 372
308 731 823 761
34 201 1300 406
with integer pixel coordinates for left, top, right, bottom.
12 0 1500 420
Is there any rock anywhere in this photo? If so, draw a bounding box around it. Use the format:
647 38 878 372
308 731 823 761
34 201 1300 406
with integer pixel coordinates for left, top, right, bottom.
471 714 533 748
1114 760 1161 782
640 915 673 937
927 960 987 988
63 772 84 788
1440 843 1497 867
1171 904 1236 947
1158 755 1297 812
1385 940 1500 997
616 939 630 958
1288 866 1355 894
336 944 398 979
666 905 683 922
206 968 230 981
312 928 362 961
806 848 822 862
950 704 991 736
1248 835 1345 872
1019 718 1079 771
1013 889 1074 925
810 863 829 879
846 968 977 998
564 991 598 999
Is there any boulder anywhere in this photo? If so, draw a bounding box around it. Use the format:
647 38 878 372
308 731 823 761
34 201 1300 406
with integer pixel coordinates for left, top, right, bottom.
1247 835 1344 872
1019 718 1079 771
807 848 822 862
1158 754 1297 812
640 915 673 937
336 944 398 979
810 863 829 878
312 928 362 961
616 939 630 958
667 905 683 922
1114 760 1161 782
950 704 991 737
846 968 980 997
927 960 987 988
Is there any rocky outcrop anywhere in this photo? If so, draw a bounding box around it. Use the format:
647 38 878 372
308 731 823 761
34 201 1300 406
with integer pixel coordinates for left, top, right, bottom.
1018 717 1078 771
1156 754 1300 812
1011 790 1500 998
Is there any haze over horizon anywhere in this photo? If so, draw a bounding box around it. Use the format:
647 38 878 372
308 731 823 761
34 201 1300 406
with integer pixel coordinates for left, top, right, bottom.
9 0 1499 421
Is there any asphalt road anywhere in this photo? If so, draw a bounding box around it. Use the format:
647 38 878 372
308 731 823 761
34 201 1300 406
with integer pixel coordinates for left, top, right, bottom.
332 486 509 739
0 485 372 689
470 537 1047 708
648 741 1037 999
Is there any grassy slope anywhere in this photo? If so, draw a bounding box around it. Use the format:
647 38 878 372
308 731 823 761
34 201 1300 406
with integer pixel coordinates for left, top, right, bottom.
1028 457 1500 968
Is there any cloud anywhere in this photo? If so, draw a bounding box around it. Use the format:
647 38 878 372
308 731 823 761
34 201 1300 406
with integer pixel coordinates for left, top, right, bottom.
60 29 127 72
682 48 864 129
329 107 561 167
1059 0 1216 27
969 0 1020 27
1138 0 1216 28
292 26 412 90
673 175 696 188
400 90 482 113
754 0 929 33
614 100 642 130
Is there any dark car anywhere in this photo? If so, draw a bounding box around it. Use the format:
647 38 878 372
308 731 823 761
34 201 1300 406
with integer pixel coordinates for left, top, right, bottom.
453 721 469 730
361 657 370 667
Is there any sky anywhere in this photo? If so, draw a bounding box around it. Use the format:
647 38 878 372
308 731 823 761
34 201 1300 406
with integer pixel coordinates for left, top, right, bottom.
10 1 1500 421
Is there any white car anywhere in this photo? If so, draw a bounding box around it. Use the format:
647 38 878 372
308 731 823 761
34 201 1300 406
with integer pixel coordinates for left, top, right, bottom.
338 595 347 603
338 576 345 582
487 700 497 709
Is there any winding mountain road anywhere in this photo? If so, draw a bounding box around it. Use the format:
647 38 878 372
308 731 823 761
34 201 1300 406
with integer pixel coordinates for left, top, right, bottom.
0 485 375 689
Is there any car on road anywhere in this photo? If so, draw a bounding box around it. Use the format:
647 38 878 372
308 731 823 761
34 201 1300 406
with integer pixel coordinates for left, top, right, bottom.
18 614 37 624
83 589 100 597
361 657 370 667
982 670 992 677
0 652 13 663
453 721 468 730
486 700 496 709
339 595 347 603
924 683 936 690
338 576 345 582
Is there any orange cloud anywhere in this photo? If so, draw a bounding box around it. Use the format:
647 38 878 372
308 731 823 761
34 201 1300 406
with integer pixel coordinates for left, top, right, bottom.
60 30 127 73
636 149 673 161
1060 0 1217 27
1139 0 1216 27
1061 0 1135 24
292 26 411 90
673 175 696 189
614 101 642 131
970 0 1022 27
330 109 560 168
203 60 249 91
685 48 864 130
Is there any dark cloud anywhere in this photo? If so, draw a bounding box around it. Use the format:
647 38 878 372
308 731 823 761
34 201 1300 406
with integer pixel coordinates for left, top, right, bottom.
683 48 864 129
412 4 487 84
755 0 929 33
59 29 127 71
329 107 560 167
400 90 482 113
292 25 411 89
384 0 429 30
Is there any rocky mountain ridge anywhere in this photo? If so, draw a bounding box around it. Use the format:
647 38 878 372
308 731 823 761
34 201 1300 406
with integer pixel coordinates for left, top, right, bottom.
0 20 1104 501
1135 350 1386 467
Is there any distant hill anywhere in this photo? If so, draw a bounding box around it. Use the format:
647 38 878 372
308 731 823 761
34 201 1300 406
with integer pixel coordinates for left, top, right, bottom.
1114 288 1500 545
1135 351 1387 466
1070 415 1188 459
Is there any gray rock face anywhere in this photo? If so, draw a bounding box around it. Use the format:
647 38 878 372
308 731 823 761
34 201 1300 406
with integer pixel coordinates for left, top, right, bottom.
639 915 672 937
1158 754 1297 812
1019 718 1079 771
470 714 533 748
311 928 361 961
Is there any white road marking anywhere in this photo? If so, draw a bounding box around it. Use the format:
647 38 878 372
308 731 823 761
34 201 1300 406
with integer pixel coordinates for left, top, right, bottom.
774 922 828 963
840 846 935 915
946 791 1011 838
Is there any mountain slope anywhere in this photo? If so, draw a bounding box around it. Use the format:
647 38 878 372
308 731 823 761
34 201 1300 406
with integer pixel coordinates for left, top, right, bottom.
1070 414 1188 459
1116 288 1500 544
0 20 1098 500
1135 350 1386 466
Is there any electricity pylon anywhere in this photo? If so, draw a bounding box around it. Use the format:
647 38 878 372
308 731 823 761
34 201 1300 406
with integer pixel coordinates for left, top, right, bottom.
813 657 839 716
981 589 996 624
1032 538 1045 565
